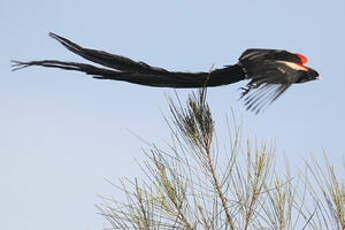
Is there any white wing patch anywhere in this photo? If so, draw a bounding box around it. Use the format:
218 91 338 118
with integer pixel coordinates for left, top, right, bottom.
276 61 308 71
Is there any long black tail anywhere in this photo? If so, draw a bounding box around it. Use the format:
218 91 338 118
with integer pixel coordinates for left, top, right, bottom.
12 33 245 88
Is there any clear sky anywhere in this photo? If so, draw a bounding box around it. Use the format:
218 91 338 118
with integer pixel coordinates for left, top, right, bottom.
2 0 345 229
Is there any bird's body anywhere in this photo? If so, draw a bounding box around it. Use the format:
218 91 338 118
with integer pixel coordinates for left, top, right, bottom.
12 33 320 113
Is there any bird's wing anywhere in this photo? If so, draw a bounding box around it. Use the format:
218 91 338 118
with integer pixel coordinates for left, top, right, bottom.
239 49 283 61
244 59 304 84
239 60 302 113
239 49 304 64
241 83 291 114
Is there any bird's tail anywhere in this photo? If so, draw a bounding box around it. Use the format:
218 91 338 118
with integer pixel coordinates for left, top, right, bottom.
11 33 245 88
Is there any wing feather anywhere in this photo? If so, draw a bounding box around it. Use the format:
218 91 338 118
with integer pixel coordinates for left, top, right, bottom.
241 83 290 114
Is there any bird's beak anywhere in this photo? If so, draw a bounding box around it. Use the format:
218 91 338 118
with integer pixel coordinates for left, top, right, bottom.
316 75 322 80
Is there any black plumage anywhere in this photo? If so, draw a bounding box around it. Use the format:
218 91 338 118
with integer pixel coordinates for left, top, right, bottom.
12 33 320 113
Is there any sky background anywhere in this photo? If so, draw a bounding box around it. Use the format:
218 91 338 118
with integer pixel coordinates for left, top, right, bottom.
1 0 345 229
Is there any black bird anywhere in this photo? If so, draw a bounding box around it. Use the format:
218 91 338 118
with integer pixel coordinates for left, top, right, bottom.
12 33 321 113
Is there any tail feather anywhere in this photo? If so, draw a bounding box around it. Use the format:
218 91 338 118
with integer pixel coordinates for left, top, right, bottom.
49 32 168 74
11 32 245 88
12 60 244 88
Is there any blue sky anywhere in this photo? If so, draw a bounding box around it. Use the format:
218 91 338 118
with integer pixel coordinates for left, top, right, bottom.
1 0 345 229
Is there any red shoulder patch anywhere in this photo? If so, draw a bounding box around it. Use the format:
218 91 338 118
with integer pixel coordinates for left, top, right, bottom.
294 53 308 64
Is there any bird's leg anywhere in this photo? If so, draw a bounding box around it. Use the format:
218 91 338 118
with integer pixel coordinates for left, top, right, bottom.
240 86 251 98
239 81 260 98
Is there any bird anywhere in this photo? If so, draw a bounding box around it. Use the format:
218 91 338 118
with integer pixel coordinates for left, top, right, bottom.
11 32 321 113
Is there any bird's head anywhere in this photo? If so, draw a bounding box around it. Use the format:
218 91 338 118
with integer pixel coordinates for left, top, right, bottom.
297 67 321 83
283 51 321 83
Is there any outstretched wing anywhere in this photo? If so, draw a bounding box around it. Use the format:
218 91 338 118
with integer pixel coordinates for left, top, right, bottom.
240 83 290 114
239 60 303 113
